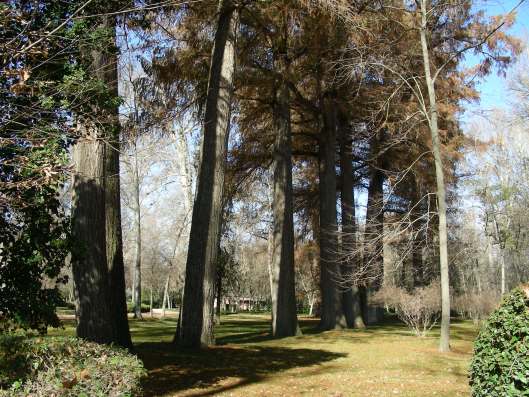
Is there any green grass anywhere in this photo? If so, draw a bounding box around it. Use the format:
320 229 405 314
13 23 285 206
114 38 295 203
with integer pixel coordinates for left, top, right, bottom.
49 314 478 396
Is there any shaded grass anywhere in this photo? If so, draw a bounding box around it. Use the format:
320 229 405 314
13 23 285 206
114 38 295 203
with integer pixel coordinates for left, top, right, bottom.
50 314 478 396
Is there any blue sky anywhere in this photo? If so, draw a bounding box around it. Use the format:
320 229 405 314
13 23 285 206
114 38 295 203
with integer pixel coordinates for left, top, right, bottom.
463 0 529 117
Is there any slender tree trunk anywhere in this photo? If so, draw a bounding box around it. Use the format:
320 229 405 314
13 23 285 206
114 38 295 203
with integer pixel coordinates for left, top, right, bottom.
363 132 385 325
338 112 365 329
215 272 222 323
266 179 276 325
71 123 115 344
500 250 506 295
419 0 450 352
103 16 132 349
319 95 347 330
149 285 153 318
132 147 143 320
267 215 276 325
177 0 238 348
365 136 385 291
270 36 300 337
162 275 170 318
411 180 424 288
309 294 316 317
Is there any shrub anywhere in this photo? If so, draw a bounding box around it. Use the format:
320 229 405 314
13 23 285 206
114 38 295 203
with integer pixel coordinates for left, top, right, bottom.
0 334 146 396
373 281 441 336
453 292 499 324
127 303 151 314
469 287 529 397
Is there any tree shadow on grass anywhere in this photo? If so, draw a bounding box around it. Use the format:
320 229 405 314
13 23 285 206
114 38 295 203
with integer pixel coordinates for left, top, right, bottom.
137 342 346 397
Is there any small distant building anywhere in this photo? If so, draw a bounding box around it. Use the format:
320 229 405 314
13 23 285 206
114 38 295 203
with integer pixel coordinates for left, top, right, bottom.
215 296 268 312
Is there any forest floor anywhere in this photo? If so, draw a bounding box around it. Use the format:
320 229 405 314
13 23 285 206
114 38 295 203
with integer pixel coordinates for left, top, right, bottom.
51 313 477 397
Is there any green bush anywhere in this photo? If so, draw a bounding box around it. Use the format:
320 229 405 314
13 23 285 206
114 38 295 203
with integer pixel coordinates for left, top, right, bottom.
127 303 151 314
469 287 529 396
0 334 146 396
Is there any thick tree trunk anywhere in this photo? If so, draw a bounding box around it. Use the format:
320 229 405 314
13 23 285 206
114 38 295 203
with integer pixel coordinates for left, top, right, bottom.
177 0 237 348
419 0 450 352
72 15 130 345
338 113 365 329
132 147 143 320
270 46 300 337
71 125 115 344
319 95 347 331
103 16 132 348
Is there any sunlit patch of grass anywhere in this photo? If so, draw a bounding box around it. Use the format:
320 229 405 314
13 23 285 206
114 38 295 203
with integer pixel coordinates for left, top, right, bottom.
49 313 478 396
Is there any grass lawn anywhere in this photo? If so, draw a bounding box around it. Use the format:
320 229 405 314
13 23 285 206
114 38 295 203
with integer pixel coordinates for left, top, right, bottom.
50 314 477 397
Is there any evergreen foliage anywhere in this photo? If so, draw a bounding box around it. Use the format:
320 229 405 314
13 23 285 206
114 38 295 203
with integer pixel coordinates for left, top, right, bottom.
470 287 529 396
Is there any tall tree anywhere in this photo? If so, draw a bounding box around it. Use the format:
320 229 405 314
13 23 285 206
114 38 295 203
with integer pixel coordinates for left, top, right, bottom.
338 111 365 329
177 0 238 348
131 142 143 320
319 94 347 330
72 8 133 345
270 4 300 337
418 0 450 353
103 15 133 348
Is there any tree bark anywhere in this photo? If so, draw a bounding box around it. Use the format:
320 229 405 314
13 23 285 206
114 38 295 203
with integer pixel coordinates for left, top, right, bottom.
319 95 347 330
419 0 450 352
72 15 129 345
270 39 300 337
71 123 115 344
103 16 132 348
177 0 238 348
338 112 365 329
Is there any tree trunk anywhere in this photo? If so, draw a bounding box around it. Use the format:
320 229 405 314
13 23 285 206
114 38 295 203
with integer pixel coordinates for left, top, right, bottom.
162 275 170 318
365 136 385 291
71 123 115 344
72 15 129 345
266 179 276 326
419 0 450 352
410 179 425 288
215 272 222 323
309 294 315 317
319 95 347 331
149 286 153 318
270 40 300 337
338 112 365 329
103 16 132 349
500 250 506 295
267 219 276 326
132 146 143 320
177 0 238 348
